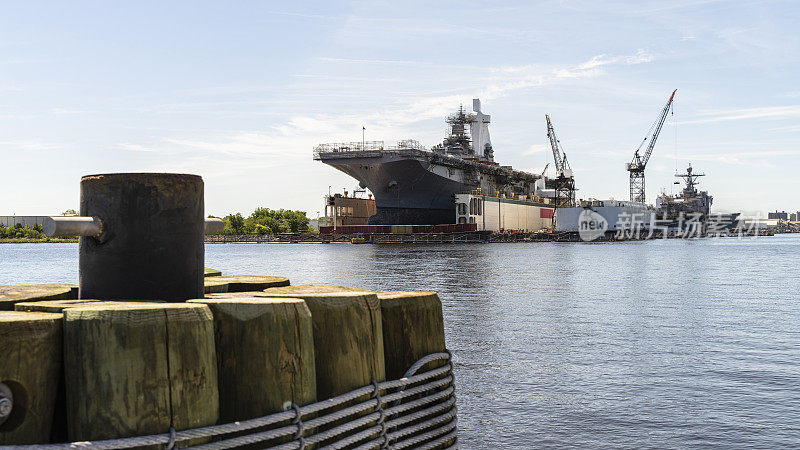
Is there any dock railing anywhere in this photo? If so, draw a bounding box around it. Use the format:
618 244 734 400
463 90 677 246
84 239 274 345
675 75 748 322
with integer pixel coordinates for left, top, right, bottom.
313 140 427 160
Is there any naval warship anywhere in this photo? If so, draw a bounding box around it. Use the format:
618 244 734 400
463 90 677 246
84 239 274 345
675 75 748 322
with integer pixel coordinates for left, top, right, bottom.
655 163 713 220
314 99 545 225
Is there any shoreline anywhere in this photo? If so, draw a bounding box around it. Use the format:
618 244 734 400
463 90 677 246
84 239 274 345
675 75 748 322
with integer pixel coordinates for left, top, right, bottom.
0 238 78 244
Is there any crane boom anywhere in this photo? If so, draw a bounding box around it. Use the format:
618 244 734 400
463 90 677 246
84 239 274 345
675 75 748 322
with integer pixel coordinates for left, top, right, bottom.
546 114 571 175
627 89 676 203
546 114 564 173
635 89 676 169
544 114 576 208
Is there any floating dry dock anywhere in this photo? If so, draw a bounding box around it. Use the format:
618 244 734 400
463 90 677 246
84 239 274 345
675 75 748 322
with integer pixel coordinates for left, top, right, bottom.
0 173 457 448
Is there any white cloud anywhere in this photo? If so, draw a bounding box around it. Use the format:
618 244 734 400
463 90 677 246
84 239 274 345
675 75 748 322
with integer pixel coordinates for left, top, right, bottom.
315 57 484 72
0 140 62 151
116 143 156 152
574 49 653 71
135 50 658 166
524 144 548 155
777 91 800 99
550 50 654 79
50 108 87 115
683 105 800 124
162 132 310 158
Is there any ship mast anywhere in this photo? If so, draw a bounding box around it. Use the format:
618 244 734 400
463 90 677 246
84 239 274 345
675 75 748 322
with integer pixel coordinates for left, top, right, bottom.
676 163 704 198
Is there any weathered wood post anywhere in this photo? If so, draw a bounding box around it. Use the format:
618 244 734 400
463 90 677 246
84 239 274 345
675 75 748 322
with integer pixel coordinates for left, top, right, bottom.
202 276 291 295
0 284 77 311
62 303 219 441
13 300 99 313
187 298 316 422
258 287 385 400
12 300 165 442
376 291 447 379
0 311 62 445
211 276 291 292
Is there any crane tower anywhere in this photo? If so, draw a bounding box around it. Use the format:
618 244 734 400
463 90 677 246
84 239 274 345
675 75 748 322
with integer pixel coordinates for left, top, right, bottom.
545 114 576 208
626 89 676 204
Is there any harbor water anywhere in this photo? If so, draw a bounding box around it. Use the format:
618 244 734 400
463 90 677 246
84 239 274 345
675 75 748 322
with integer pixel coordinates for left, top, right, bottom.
2 235 798 448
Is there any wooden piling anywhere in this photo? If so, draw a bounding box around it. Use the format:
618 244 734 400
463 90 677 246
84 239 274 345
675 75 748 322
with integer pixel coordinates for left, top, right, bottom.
12 300 166 442
187 298 316 422
205 291 279 299
14 300 98 313
376 291 447 379
203 279 229 294
15 300 167 314
0 284 77 311
62 303 218 441
261 284 371 295
212 276 290 292
258 290 385 400
204 267 222 277
0 311 62 445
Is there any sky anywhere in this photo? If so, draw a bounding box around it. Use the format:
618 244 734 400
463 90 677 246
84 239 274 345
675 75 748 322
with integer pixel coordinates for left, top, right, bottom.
1 0 799 217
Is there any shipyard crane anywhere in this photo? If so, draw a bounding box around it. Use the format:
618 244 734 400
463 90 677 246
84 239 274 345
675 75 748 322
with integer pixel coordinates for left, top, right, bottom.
545 114 576 207
626 89 676 204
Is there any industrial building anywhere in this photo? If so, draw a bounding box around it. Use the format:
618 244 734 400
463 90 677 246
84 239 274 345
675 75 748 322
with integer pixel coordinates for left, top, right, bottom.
324 190 377 227
455 192 554 232
0 216 50 227
768 211 789 220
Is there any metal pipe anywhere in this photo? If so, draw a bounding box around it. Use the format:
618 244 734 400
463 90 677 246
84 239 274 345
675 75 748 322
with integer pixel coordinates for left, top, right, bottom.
44 216 225 238
43 216 104 238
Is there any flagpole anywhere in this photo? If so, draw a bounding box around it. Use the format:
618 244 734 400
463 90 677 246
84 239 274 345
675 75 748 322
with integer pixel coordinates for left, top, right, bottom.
362 126 365 151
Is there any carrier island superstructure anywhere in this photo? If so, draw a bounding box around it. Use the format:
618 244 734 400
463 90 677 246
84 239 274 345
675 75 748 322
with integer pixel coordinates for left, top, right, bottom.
314 99 552 226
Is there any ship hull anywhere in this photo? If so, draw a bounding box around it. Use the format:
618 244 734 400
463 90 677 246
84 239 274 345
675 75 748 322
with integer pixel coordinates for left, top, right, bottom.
324 156 472 225
317 146 542 225
555 201 655 232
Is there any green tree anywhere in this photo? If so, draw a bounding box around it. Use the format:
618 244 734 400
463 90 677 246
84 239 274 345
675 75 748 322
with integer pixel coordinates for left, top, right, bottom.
218 208 309 235
223 213 245 234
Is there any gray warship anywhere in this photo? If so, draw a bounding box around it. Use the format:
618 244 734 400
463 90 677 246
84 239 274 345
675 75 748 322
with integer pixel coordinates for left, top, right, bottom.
655 164 740 235
656 164 713 220
314 99 544 224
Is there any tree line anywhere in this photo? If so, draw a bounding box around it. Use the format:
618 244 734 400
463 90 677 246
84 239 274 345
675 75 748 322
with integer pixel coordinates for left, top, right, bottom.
0 223 46 239
0 208 310 239
219 208 309 235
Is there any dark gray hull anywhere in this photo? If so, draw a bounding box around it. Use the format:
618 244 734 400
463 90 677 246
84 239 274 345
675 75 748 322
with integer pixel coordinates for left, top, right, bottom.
325 157 467 225
317 148 542 225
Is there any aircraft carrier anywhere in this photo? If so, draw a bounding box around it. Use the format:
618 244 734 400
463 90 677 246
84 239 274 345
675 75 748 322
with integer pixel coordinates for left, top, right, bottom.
314 99 546 225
